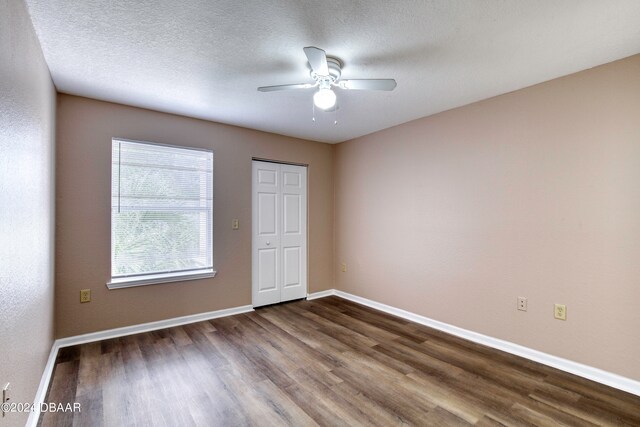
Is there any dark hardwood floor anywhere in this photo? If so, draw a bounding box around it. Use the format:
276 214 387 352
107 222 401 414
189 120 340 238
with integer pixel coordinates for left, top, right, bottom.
40 296 640 426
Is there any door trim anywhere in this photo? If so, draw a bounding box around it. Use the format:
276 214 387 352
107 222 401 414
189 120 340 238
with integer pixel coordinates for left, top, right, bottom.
252 157 309 167
252 159 309 307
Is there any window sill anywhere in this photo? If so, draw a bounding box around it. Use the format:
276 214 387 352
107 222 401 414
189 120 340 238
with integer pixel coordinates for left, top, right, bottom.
107 269 216 289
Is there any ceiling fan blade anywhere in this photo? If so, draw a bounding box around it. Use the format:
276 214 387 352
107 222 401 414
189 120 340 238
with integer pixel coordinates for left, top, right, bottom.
303 46 329 76
339 79 397 91
258 83 315 92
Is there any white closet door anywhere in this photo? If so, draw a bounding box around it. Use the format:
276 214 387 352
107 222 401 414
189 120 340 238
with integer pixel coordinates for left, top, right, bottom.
252 161 307 307
252 161 281 307
279 163 307 303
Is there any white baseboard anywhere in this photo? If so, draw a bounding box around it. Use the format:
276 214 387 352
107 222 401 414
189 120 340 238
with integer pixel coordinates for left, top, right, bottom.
55 304 254 349
27 304 254 427
307 289 336 300
333 290 640 397
26 342 60 427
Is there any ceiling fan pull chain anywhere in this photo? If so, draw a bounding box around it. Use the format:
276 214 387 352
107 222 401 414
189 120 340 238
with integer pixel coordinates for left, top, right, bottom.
334 99 338 125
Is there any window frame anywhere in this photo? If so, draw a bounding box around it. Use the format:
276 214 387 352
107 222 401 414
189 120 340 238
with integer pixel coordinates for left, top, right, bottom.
107 138 216 289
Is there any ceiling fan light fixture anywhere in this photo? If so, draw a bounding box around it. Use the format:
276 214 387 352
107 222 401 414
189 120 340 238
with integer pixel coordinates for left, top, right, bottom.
257 47 396 116
313 87 336 110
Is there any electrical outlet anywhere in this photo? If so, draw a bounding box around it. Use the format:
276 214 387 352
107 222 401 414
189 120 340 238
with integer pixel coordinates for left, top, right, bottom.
554 304 567 320
517 297 527 311
341 262 347 272
80 289 91 303
232 219 239 230
2 383 10 417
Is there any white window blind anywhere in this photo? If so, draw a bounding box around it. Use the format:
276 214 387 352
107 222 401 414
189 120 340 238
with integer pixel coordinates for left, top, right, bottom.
111 139 213 281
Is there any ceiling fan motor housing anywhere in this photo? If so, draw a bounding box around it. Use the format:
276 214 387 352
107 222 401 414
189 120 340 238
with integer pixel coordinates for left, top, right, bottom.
311 57 342 83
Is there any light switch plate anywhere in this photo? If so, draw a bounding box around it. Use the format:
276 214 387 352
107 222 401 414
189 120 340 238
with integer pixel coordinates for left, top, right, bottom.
2 383 10 417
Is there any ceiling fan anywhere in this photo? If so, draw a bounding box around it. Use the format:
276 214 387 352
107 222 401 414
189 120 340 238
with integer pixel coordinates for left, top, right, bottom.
258 47 397 110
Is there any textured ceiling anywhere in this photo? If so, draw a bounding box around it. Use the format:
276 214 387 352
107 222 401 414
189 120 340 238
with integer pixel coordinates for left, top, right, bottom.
24 0 640 143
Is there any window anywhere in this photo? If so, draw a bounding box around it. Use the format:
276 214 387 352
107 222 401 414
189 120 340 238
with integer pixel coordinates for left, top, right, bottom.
108 139 214 288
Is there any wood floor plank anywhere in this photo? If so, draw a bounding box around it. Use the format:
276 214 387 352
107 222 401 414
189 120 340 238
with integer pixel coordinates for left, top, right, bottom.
213 316 297 389
424 406 474 426
372 340 466 380
331 365 437 425
508 401 578 427
258 306 354 354
74 342 102 397
39 360 79 427
283 381 355 426
245 310 342 371
329 380 410 426
250 379 319 426
299 298 402 343
475 415 508 426
212 365 278 425
540 366 640 417
40 298 640 426
285 368 352 423
404 370 487 424
330 351 442 424
286 302 380 349
203 329 268 384
402 336 546 395
530 387 640 426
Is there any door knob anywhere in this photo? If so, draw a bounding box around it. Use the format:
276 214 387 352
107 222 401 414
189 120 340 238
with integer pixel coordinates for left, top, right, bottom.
266 241 271 246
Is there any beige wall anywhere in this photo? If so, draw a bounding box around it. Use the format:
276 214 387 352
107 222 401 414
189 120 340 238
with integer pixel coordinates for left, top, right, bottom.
56 94 334 337
335 55 640 381
0 0 56 426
